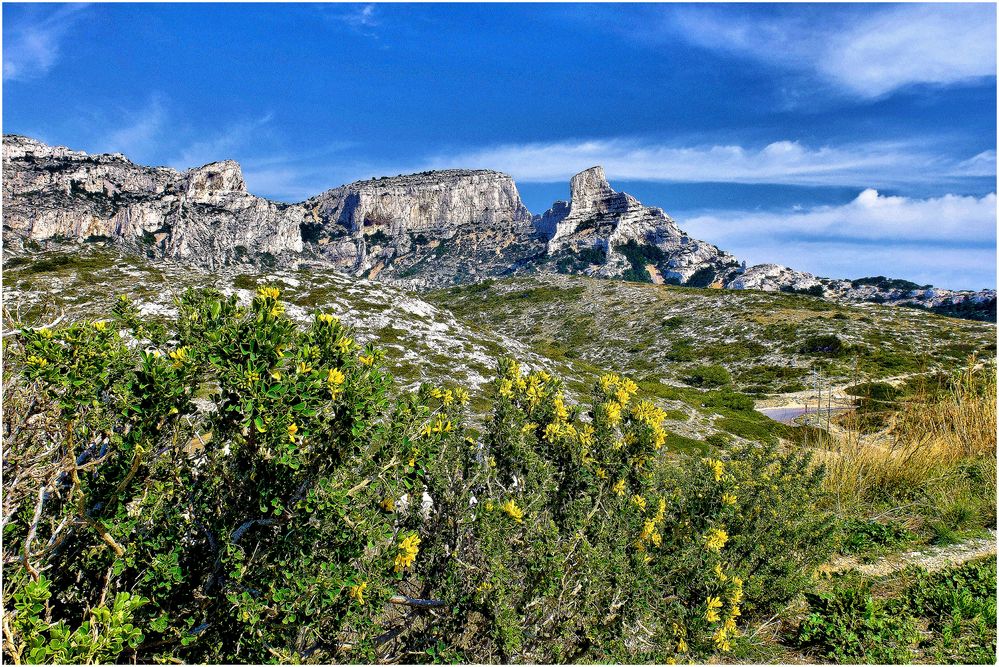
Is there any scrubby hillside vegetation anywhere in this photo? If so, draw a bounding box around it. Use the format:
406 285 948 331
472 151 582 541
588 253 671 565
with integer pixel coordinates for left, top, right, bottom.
2 284 995 664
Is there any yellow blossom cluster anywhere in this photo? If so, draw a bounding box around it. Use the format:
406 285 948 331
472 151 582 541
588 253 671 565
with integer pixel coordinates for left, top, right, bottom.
709 575 744 652
394 533 420 573
91 320 108 331
287 423 299 443
168 346 190 368
501 499 524 523
316 313 337 325
705 457 725 482
348 581 367 604
335 336 354 355
326 367 345 398
704 527 729 552
421 414 454 438
256 286 280 300
631 400 669 449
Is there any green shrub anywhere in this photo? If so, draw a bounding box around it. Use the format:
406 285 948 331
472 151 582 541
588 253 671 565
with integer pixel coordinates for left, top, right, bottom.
798 334 848 356
685 364 731 387
798 578 920 663
2 288 835 664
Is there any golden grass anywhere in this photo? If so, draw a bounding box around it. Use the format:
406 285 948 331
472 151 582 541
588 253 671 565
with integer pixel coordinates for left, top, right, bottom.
817 358 996 515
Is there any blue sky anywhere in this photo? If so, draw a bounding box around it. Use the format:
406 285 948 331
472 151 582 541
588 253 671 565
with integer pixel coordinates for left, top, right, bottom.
3 2 996 290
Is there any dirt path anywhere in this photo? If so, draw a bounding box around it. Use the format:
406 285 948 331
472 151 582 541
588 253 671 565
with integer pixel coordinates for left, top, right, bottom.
826 530 997 577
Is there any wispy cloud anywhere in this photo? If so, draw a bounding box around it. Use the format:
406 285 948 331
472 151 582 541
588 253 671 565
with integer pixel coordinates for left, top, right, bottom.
666 4 996 98
681 190 997 289
420 138 993 188
104 95 168 160
3 4 88 81
169 113 275 169
322 3 381 37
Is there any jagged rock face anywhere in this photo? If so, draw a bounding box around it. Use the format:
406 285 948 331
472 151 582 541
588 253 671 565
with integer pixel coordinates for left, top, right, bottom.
2 135 305 267
726 263 820 292
3 135 993 318
535 166 739 284
303 170 545 286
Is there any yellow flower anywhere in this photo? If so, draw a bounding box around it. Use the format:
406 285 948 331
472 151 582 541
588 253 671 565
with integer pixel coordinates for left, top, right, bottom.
553 395 569 421
603 401 622 426
631 494 647 511
359 354 374 366
91 320 107 331
453 387 469 405
724 617 737 634
714 563 728 581
612 479 626 496
501 499 524 523
394 533 421 572
521 422 537 434
543 422 562 442
287 423 299 442
26 355 49 368
640 519 656 541
595 467 607 480
476 581 493 593
327 367 345 386
297 361 312 374
599 373 620 394
651 531 662 547
335 337 354 354
317 313 337 324
705 457 725 482
270 370 282 381
704 527 729 552
269 303 284 318
713 627 731 652
705 596 723 623
722 492 737 506
349 581 367 604
677 638 688 653
380 497 395 512
257 286 280 299
498 379 514 398
615 387 631 405
484 500 495 512
168 346 190 367
441 389 454 406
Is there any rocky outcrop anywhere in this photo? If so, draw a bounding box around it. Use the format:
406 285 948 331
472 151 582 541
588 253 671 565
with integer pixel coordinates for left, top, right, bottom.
535 166 740 284
3 135 993 319
302 170 544 286
2 135 305 267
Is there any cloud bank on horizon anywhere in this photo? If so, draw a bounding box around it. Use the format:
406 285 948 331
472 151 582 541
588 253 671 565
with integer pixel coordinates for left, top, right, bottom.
2 2 995 289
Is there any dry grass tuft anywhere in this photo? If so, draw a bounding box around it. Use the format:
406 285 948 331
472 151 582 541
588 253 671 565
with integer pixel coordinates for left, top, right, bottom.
817 358 996 519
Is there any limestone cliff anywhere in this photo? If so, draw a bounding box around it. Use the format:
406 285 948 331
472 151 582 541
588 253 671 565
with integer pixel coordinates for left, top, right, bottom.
535 166 740 284
2 135 305 267
303 170 544 286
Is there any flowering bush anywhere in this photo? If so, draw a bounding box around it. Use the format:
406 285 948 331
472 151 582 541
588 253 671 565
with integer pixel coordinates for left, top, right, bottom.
2 288 833 663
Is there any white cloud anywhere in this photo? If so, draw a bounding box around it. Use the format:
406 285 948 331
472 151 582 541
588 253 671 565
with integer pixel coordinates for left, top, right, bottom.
668 4 996 98
680 190 997 289
3 4 88 81
420 138 991 187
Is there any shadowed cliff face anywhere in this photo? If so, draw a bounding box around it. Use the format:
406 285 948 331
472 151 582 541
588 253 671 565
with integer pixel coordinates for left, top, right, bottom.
2 135 995 316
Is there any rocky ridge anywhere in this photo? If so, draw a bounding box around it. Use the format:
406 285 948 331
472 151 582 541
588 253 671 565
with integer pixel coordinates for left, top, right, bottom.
2 135 994 317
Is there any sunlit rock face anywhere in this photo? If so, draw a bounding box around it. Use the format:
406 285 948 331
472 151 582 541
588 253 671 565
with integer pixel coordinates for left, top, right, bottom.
534 166 739 284
2 135 305 267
